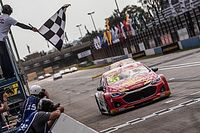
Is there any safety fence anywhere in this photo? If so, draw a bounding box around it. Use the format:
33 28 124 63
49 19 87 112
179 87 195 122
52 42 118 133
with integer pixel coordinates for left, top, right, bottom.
91 5 200 60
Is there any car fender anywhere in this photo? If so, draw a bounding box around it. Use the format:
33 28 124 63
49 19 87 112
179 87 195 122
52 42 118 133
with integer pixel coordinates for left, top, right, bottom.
95 92 108 111
159 74 170 90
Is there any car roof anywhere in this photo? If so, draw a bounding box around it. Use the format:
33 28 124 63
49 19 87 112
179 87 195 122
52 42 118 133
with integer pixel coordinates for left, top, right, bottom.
103 62 143 77
109 58 136 70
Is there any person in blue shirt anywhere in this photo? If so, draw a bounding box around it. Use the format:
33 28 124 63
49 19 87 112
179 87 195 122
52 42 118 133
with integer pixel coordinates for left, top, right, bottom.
20 85 49 125
16 98 64 133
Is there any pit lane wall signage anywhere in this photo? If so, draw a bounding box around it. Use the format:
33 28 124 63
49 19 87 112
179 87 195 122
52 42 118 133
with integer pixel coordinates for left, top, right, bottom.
51 113 98 133
177 28 189 41
132 51 146 59
77 50 92 59
161 42 180 54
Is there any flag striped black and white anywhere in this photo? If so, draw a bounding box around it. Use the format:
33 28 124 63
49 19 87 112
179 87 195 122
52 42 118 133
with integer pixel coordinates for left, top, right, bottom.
39 4 70 51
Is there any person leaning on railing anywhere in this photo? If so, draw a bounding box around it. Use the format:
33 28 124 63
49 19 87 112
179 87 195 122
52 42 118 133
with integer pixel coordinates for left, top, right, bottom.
16 98 64 133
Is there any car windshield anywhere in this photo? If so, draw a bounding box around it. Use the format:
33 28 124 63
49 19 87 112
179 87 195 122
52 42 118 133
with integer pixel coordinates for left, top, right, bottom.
105 65 150 85
109 58 135 70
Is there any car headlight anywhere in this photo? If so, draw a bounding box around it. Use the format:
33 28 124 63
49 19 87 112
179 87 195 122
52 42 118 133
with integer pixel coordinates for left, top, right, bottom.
111 92 125 98
151 76 161 84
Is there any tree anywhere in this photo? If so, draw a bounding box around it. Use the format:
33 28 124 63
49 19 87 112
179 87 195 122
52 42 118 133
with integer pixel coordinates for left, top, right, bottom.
139 0 170 22
107 5 150 31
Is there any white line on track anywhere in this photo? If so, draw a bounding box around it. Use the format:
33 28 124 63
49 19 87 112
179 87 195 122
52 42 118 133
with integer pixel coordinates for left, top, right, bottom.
159 63 200 71
168 78 175 81
190 91 200 95
165 100 175 103
100 97 200 133
160 61 200 68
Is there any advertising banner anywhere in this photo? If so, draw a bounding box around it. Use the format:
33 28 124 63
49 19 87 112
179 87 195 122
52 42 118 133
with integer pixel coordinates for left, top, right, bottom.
149 39 156 48
131 45 136 53
177 28 189 41
77 50 92 59
162 42 180 54
138 42 145 51
160 34 173 45
123 48 129 55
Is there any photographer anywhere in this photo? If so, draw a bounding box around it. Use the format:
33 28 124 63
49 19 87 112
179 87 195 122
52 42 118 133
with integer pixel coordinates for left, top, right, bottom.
0 93 8 133
16 98 64 133
20 85 49 125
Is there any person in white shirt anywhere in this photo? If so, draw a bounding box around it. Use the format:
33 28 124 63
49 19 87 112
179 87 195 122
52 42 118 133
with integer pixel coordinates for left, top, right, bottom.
0 4 37 79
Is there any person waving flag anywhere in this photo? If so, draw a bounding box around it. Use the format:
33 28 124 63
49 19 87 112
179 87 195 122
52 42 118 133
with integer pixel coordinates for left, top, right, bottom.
38 4 71 51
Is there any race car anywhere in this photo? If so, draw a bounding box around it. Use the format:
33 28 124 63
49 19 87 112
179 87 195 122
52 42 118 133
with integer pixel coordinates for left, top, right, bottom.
95 62 171 115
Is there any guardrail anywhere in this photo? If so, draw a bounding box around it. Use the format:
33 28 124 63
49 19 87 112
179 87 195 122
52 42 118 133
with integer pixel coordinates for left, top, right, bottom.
51 113 98 133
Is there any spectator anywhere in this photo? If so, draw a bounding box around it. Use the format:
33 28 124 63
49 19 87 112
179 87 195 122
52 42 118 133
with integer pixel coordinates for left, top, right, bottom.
0 93 8 133
16 98 64 133
0 4 37 79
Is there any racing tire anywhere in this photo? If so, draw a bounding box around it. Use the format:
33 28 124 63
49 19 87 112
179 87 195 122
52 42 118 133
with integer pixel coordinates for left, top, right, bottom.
95 95 104 115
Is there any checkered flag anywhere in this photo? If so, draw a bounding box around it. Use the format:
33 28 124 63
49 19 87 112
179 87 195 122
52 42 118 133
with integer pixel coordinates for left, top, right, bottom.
38 4 70 51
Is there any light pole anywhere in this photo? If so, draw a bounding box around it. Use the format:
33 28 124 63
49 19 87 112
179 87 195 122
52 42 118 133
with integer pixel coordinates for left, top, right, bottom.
87 11 97 32
76 24 83 39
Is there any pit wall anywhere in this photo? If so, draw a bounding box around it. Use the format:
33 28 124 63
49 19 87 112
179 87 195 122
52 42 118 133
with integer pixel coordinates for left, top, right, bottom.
93 36 200 65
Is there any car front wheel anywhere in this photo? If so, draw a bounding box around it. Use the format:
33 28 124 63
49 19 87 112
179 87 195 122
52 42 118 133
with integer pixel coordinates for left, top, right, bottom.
95 95 104 115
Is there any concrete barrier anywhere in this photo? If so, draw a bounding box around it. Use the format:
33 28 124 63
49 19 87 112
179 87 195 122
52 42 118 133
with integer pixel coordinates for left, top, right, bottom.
51 113 98 133
161 42 180 54
111 55 128 62
145 48 155 56
93 55 130 66
180 36 200 49
178 41 183 50
106 58 112 63
93 59 107 66
132 51 146 59
154 47 163 55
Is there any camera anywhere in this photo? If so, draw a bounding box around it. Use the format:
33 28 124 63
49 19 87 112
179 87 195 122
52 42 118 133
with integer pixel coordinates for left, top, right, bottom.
38 98 61 112
38 89 46 99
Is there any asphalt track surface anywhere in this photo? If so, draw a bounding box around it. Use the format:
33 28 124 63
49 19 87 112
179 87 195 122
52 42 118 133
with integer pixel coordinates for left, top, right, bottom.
30 48 200 133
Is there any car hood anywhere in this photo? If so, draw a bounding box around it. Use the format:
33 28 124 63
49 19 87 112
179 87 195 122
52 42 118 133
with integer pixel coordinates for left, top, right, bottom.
107 72 157 93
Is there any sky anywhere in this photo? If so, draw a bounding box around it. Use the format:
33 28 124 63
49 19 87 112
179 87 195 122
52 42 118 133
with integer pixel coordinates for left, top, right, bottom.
4 0 139 58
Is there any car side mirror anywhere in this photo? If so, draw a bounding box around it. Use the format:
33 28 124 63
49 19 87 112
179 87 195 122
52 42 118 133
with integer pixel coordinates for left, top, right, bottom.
97 86 104 91
151 67 158 72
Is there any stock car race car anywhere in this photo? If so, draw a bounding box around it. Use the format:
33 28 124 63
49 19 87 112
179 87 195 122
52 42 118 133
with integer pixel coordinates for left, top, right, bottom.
95 62 171 115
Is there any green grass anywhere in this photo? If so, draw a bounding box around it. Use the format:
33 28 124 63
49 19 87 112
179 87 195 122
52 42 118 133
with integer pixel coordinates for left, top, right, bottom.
78 63 111 70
